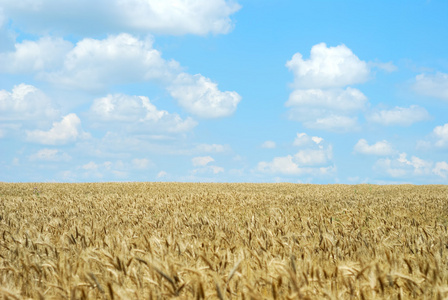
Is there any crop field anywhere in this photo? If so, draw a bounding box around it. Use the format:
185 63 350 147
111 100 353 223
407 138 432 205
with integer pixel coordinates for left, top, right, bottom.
0 183 447 299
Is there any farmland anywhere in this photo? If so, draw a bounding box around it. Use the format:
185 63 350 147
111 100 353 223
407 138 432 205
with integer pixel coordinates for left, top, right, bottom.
0 183 447 299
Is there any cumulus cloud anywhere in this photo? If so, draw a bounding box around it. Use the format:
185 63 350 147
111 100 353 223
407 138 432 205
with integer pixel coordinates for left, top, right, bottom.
1 0 241 36
26 113 89 145
261 141 276 149
285 43 370 132
286 43 370 89
433 123 448 147
0 37 72 73
29 148 71 162
0 84 59 122
433 162 448 178
1 34 241 118
286 87 368 112
374 153 448 179
413 72 448 100
42 34 180 91
168 73 241 118
192 156 214 167
89 93 197 133
293 133 323 147
257 133 334 176
354 139 395 156
366 105 430 126
374 153 432 178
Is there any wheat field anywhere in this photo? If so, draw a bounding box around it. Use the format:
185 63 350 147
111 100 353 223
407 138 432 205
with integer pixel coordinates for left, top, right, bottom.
0 183 447 299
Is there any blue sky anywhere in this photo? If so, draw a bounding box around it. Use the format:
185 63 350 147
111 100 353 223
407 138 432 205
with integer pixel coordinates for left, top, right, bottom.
1 0 447 184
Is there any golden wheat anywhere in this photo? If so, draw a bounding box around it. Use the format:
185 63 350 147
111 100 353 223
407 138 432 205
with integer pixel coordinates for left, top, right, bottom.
0 183 447 299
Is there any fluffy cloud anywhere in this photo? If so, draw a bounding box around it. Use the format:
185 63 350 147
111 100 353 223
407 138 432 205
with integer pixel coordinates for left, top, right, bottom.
374 153 448 179
0 37 72 73
293 133 323 147
29 148 71 162
366 105 430 126
89 93 197 133
418 123 448 149
413 72 448 100
168 73 241 118
374 153 432 178
1 34 241 118
26 113 89 145
1 0 241 36
286 44 370 132
261 141 276 149
257 133 334 176
354 139 395 156
42 34 180 91
192 156 214 167
0 84 59 122
433 162 448 178
433 123 448 147
286 43 370 89
286 87 367 112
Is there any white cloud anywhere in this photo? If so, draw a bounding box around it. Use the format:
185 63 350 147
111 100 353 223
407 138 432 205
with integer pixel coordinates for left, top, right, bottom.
42 34 180 91
89 93 197 133
132 158 151 169
354 139 395 156
192 165 224 174
286 43 369 89
293 133 324 147
366 105 430 126
1 0 241 36
0 37 72 73
416 123 448 150
413 72 448 100
286 87 367 112
1 34 241 118
168 73 241 118
261 141 276 149
0 84 59 123
82 161 99 171
116 0 241 35
374 153 436 178
257 156 335 176
433 123 448 148
157 171 168 178
306 115 359 132
26 113 89 145
29 148 71 162
285 44 370 132
192 156 214 167
311 136 323 144
433 162 448 178
257 134 334 176
368 61 397 72
195 143 228 153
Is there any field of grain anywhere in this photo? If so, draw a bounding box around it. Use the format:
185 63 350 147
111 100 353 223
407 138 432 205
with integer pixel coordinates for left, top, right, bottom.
0 183 447 299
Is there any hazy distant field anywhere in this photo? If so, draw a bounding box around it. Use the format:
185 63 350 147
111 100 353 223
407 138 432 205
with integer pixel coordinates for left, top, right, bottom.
0 183 447 299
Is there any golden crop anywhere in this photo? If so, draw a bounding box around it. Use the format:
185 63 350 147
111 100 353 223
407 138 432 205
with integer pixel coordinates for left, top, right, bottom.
0 183 447 299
